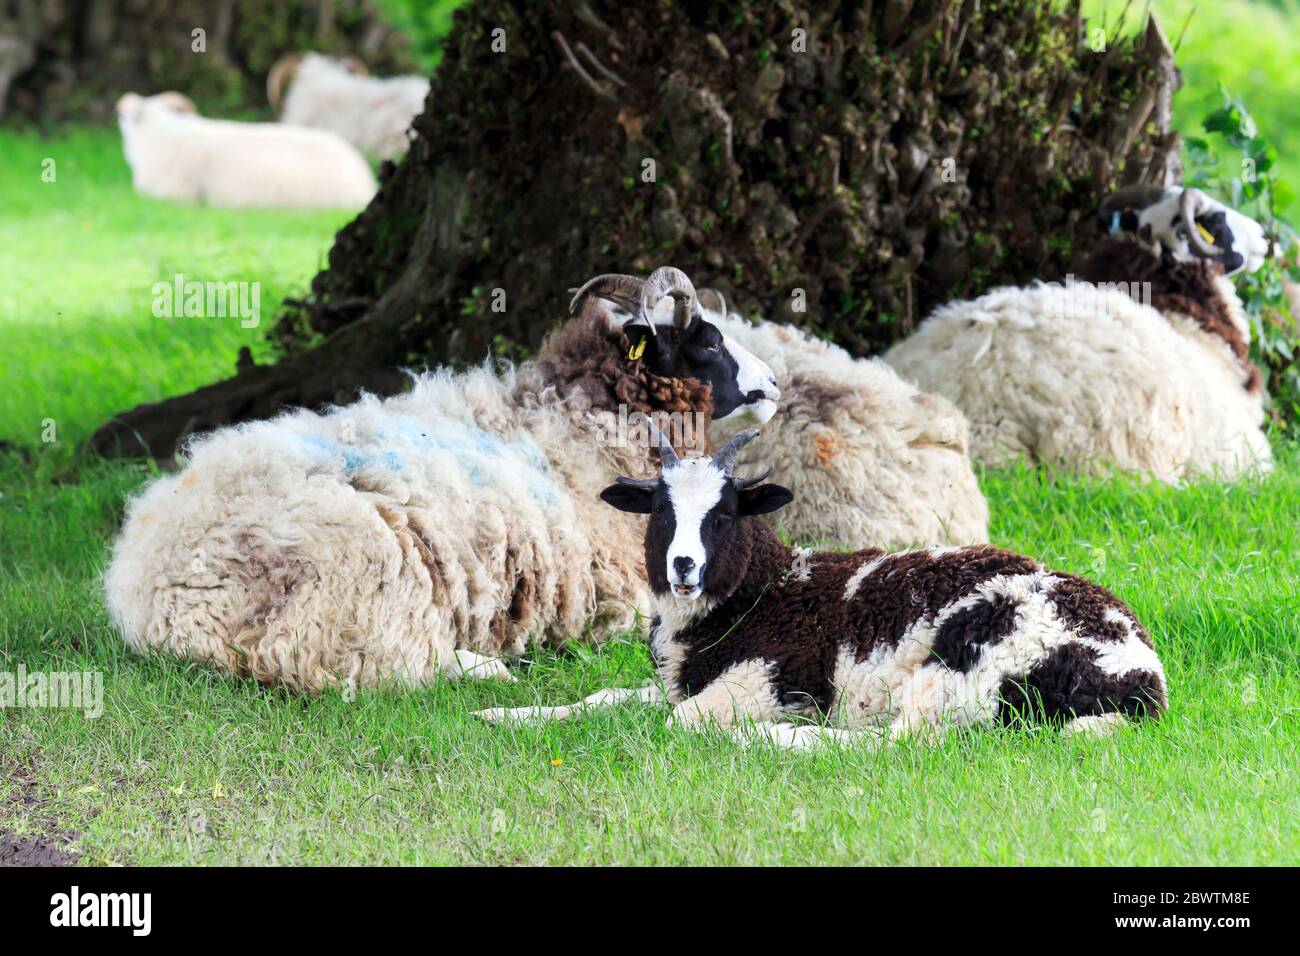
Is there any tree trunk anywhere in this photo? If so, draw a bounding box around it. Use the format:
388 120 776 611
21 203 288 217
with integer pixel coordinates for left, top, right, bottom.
2 0 412 123
90 0 1183 460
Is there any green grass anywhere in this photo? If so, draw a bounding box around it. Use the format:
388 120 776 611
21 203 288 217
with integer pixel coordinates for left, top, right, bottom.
2 117 1297 864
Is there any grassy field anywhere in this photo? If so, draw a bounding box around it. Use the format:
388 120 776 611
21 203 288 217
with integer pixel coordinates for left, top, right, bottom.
2 119 1298 863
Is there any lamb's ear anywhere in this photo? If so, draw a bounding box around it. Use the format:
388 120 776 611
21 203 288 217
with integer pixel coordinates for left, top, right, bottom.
738 483 794 516
599 482 654 514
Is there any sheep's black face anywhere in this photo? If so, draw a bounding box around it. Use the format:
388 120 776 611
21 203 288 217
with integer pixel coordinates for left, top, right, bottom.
600 459 793 602
626 314 780 423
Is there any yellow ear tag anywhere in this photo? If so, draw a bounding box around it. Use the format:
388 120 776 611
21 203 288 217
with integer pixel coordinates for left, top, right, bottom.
628 337 647 361
1196 222 1216 246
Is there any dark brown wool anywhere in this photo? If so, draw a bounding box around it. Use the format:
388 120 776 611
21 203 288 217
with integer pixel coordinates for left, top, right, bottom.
1076 238 1262 393
533 310 715 449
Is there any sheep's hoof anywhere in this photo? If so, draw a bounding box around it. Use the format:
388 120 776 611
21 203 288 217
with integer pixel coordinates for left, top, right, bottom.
455 650 517 683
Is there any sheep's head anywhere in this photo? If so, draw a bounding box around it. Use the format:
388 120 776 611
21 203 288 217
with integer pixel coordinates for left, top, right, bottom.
1097 185 1271 275
115 91 198 128
570 266 780 423
600 426 792 603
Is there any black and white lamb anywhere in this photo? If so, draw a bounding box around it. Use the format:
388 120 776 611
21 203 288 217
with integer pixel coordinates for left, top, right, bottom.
886 186 1274 483
477 429 1168 747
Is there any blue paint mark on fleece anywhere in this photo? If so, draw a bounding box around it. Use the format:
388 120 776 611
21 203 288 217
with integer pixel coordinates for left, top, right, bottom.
298 415 559 507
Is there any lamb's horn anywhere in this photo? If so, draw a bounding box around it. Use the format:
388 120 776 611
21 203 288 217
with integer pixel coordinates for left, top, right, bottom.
568 273 646 321
733 467 773 490
641 266 697 332
1180 187 1220 256
644 416 680 468
266 53 303 114
711 428 759 476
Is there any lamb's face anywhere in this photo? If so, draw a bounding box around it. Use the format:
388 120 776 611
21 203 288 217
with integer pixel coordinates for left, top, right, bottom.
600 453 793 603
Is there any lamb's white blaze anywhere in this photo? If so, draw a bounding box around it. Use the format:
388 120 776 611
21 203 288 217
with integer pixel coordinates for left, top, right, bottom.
661 459 727 594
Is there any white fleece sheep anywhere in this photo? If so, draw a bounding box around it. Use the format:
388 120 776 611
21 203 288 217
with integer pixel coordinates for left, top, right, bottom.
706 308 989 549
886 278 1271 482
270 53 429 161
886 188 1273 483
116 91 377 209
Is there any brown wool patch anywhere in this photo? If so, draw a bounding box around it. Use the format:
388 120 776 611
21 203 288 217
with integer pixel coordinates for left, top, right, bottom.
1049 573 1150 646
1076 239 1262 393
534 311 715 453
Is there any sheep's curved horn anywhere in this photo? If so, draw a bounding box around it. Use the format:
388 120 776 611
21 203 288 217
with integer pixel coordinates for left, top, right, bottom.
641 266 697 331
266 54 303 113
733 467 773 490
340 55 370 77
1180 188 1220 256
569 273 646 321
697 287 727 318
155 91 197 114
643 417 680 468
1100 184 1169 213
711 428 759 476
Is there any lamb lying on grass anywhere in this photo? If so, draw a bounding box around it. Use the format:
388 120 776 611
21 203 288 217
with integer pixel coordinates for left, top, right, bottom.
885 186 1273 483
477 429 1167 748
115 91 377 209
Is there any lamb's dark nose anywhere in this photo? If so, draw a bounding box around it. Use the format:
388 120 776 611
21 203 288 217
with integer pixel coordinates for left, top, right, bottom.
673 556 695 580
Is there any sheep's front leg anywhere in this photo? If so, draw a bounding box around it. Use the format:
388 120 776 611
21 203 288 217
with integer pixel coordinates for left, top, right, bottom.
474 685 662 724
667 660 785 731
454 650 517 682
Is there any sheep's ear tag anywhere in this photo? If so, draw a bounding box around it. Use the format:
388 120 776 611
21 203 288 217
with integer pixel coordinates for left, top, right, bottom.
1196 221 1217 246
1108 210 1122 236
628 335 647 361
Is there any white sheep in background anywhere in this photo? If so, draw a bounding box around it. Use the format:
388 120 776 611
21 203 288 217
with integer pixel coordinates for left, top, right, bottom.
105 268 782 694
116 91 377 209
699 290 989 549
886 186 1274 483
268 53 429 161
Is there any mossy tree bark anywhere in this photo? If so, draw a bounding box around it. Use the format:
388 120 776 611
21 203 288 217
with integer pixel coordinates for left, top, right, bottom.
90 0 1183 459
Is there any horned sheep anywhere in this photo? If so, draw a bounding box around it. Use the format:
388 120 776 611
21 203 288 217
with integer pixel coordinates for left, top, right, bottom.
116 92 377 209
478 429 1168 747
268 53 429 161
104 268 782 694
885 186 1274 483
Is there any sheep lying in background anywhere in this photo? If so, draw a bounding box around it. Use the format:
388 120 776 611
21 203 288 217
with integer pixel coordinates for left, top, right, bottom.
105 268 781 694
478 429 1168 747
699 290 988 549
116 92 376 209
886 186 1273 483
268 53 429 161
